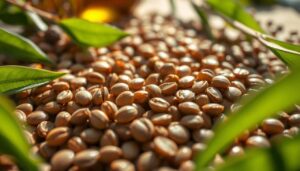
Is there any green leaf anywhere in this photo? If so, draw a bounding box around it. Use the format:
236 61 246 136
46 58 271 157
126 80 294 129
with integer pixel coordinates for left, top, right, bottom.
0 65 65 94
216 134 300 171
0 27 52 65
169 0 176 16
190 1 214 40
0 96 39 171
206 0 264 33
258 35 300 69
195 71 300 170
59 18 128 47
0 10 30 26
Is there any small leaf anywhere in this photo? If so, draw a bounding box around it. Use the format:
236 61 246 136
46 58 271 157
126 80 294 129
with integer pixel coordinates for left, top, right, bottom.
169 0 176 16
216 134 300 171
196 71 300 169
59 18 128 47
0 65 65 94
0 27 52 65
190 1 214 40
206 0 264 33
0 96 39 171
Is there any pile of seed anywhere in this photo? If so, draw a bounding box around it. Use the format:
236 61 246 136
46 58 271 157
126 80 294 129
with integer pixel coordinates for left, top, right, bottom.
6 15 300 171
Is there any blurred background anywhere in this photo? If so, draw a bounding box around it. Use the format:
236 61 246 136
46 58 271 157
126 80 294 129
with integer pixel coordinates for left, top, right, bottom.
0 0 299 33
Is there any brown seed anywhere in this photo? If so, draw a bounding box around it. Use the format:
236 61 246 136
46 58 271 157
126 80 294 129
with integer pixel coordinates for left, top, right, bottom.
228 146 244 157
67 136 87 153
46 127 71 146
51 150 74 171
225 86 242 101
180 115 205 129
121 141 140 160
66 101 81 114
134 90 149 104
39 142 56 159
53 81 70 92
27 111 49 125
149 97 170 113
202 56 219 69
101 101 118 120
130 118 154 142
176 65 191 77
206 87 223 103
261 118 284 135
246 136 270 148
178 76 195 88
55 111 71 127
74 90 92 106
231 80 247 93
70 108 90 125
179 160 195 171
153 136 178 158
202 103 224 116
192 81 208 94
176 90 195 102
168 123 190 144
193 129 214 142
289 114 300 127
73 149 99 168
37 121 54 138
145 84 162 97
85 72 105 84
137 151 160 171
173 146 192 165
129 78 145 90
160 82 178 95
115 105 138 123
99 146 123 163
91 88 103 105
80 128 102 144
211 75 230 89
195 94 210 106
110 159 135 171
101 129 119 147
90 109 109 129
145 73 160 85
178 102 200 115
92 61 111 73
151 113 172 126
43 101 61 115
34 89 56 104
16 103 33 114
14 110 26 123
111 83 130 96
116 91 134 106
57 90 73 104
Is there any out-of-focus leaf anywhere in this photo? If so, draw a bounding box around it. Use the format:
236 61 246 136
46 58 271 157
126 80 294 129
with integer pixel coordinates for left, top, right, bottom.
0 65 65 94
0 27 52 65
195 70 300 170
59 18 128 47
216 134 300 171
0 96 39 171
0 4 30 25
169 0 176 16
206 0 264 33
190 1 214 39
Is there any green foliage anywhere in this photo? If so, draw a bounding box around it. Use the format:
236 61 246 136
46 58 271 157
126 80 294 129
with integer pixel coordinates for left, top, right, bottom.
195 70 300 170
216 134 300 171
0 96 40 171
0 27 52 65
0 2 30 26
206 0 264 33
0 65 65 94
59 18 128 47
190 1 214 39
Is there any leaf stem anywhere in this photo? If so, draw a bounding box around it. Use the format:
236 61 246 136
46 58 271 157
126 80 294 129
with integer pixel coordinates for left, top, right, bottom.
5 0 60 22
